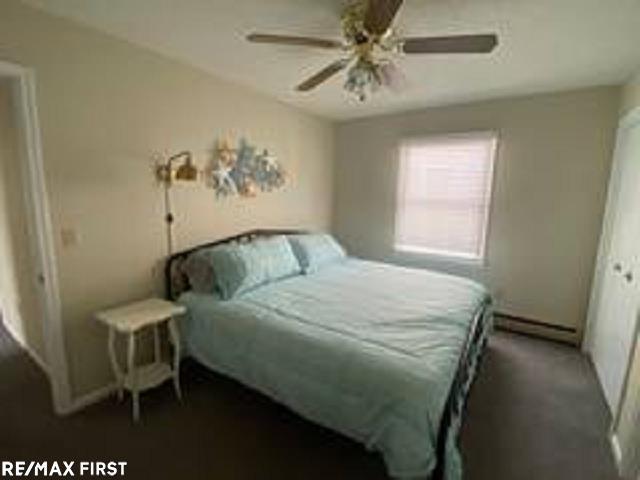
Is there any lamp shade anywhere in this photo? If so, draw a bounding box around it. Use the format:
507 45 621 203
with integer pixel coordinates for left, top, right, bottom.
175 158 198 181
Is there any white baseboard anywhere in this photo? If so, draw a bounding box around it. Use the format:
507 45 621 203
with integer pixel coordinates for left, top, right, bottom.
59 382 117 415
611 433 623 476
2 318 49 376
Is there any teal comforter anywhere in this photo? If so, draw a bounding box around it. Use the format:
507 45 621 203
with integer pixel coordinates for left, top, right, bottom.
179 259 489 479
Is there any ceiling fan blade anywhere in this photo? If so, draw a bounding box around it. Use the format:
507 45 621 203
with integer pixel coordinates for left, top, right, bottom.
402 34 498 54
246 33 342 50
364 0 404 36
296 60 349 92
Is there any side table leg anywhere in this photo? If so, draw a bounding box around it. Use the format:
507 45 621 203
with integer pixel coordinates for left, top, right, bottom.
107 327 123 401
168 318 182 401
127 331 140 422
153 324 161 363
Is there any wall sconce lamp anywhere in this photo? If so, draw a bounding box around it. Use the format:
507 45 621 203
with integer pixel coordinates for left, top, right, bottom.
156 151 198 184
156 151 199 255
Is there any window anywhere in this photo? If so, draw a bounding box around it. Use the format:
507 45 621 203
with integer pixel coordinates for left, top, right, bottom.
394 132 497 261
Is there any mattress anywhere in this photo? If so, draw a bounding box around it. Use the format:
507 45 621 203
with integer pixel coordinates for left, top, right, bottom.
179 258 490 479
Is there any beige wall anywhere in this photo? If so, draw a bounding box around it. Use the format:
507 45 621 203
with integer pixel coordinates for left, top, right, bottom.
0 79 46 360
0 0 335 397
614 69 640 479
333 88 619 340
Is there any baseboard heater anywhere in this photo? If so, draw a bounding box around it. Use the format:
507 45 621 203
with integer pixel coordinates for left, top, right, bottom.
494 311 578 345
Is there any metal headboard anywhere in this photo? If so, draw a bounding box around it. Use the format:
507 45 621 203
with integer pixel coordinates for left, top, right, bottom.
164 228 306 300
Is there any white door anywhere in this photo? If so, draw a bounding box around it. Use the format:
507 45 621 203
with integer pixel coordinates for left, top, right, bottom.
0 61 71 413
590 111 640 413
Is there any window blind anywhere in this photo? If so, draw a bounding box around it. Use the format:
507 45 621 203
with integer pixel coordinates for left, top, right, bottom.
395 132 497 260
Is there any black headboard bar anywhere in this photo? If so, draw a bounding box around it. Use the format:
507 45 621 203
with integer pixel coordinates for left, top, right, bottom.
164 228 306 300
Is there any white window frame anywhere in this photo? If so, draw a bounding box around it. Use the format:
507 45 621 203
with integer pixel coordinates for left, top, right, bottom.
393 131 498 264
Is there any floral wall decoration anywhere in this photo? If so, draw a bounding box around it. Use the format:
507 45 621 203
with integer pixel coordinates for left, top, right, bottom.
209 137 287 198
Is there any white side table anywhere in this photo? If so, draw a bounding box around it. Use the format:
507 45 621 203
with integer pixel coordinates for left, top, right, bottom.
95 298 186 422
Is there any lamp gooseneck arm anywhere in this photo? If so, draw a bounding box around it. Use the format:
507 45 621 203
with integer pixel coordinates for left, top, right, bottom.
167 151 192 166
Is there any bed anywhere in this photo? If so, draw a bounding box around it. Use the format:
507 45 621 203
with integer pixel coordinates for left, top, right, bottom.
165 229 492 480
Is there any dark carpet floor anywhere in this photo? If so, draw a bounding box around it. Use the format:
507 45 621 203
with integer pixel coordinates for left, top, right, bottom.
0 319 618 480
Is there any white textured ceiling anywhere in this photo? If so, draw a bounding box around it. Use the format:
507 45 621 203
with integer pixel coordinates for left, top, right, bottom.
22 0 640 120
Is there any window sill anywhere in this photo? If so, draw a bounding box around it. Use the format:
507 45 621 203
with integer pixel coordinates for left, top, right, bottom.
393 245 486 267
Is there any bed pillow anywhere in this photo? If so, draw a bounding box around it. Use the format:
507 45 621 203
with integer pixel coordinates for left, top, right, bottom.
254 235 301 282
181 249 217 294
288 233 346 274
205 235 300 299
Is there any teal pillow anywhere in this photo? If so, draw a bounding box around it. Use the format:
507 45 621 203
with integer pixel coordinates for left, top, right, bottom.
254 235 301 282
287 234 347 274
182 249 217 294
205 236 300 299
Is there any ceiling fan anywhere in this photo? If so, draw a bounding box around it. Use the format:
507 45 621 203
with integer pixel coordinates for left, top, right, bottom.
246 0 498 101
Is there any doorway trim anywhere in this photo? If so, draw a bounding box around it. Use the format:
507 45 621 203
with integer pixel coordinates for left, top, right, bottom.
0 59 72 414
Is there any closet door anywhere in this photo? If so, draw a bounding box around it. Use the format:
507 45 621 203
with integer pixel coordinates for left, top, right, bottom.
590 113 640 413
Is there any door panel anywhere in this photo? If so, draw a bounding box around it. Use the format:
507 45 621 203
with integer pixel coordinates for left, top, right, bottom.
590 115 640 413
0 79 46 358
